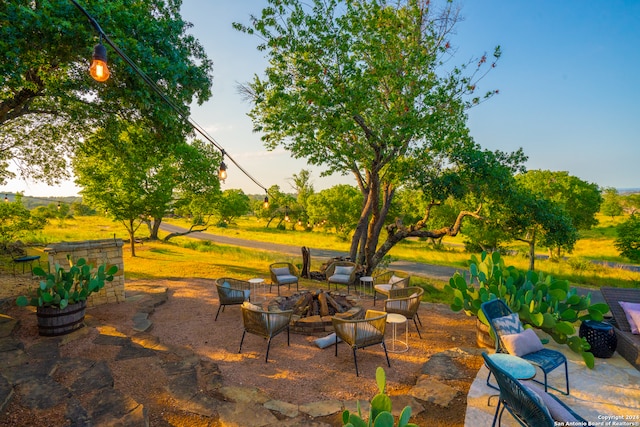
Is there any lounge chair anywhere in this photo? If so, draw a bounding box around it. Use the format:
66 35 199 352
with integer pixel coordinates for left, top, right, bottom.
269 262 300 295
214 278 250 321
239 302 293 362
482 352 586 426
332 309 390 376
372 270 410 306
384 286 424 339
600 287 640 370
481 299 570 395
326 261 357 293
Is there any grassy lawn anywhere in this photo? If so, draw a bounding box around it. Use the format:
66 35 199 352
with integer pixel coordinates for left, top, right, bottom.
5 213 638 305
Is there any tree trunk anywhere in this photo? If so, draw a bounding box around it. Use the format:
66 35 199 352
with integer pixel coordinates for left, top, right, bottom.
528 230 536 271
128 219 137 257
150 217 162 240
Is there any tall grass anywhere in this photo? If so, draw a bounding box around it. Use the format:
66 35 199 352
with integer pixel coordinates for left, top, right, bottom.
12 213 639 302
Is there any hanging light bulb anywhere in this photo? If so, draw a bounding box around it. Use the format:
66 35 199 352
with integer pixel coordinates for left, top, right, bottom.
57 201 61 211
284 206 290 222
263 195 269 209
89 38 110 82
218 160 227 181
4 194 8 202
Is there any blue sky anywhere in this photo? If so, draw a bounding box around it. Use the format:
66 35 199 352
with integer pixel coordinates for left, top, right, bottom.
7 0 640 196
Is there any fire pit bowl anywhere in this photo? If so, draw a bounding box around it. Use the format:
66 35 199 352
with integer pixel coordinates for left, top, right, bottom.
267 289 363 334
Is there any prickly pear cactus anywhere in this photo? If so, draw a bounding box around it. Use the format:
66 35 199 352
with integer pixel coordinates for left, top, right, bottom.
342 367 418 427
444 251 609 368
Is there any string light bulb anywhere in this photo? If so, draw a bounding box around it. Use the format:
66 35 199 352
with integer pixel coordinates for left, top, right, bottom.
218 160 227 181
4 194 8 203
284 206 290 222
263 195 269 209
89 40 110 82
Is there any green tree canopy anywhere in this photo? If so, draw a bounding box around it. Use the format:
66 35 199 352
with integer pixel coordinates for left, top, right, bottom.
600 187 623 218
237 0 524 273
615 214 640 261
306 185 363 237
73 120 221 255
0 195 47 248
0 0 212 184
216 189 251 224
516 170 601 261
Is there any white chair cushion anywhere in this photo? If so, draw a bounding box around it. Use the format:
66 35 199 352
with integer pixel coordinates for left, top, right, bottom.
522 381 579 422
242 301 262 311
501 328 544 357
389 275 404 284
272 267 291 276
357 323 381 341
329 274 351 284
334 266 354 275
375 284 392 292
619 301 640 334
314 332 342 349
276 274 297 284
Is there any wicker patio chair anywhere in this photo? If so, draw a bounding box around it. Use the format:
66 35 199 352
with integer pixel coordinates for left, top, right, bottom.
482 352 585 426
481 299 570 395
325 261 357 293
384 286 424 339
372 270 410 306
239 303 293 362
214 278 251 321
332 309 390 377
10 245 41 275
269 262 299 295
601 287 640 370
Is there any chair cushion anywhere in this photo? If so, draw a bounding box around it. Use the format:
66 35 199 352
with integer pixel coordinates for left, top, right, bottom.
501 328 544 357
389 275 404 284
334 266 354 275
493 313 524 336
329 274 351 284
357 322 381 341
314 332 342 349
340 322 380 341
276 274 298 284
375 284 392 292
522 381 579 422
385 300 405 311
619 301 640 334
222 281 231 288
627 309 640 335
242 301 262 311
272 267 291 276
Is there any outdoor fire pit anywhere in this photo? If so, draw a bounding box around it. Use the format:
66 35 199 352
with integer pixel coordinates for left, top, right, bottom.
267 289 363 334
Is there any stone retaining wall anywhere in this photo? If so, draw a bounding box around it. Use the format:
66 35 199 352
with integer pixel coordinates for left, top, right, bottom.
44 239 125 307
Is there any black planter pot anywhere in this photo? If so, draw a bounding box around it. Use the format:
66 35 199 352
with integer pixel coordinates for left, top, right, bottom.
36 300 87 337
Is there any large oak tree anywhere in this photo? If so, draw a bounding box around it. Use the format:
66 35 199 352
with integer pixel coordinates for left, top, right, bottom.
237 0 525 273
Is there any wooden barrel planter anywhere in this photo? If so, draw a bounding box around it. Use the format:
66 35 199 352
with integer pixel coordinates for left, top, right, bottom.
36 300 87 337
476 318 495 349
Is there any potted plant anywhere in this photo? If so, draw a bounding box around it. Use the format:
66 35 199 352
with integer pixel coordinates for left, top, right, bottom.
16 255 118 336
444 251 609 368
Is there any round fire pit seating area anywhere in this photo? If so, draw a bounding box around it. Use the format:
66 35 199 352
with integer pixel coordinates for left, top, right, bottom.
266 289 364 334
